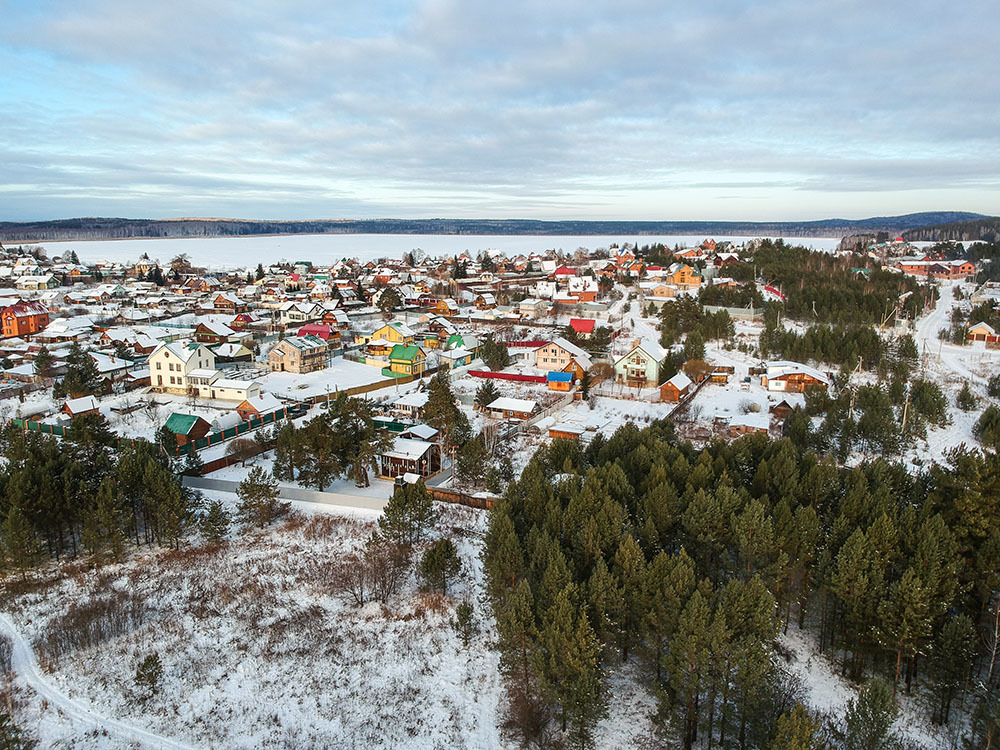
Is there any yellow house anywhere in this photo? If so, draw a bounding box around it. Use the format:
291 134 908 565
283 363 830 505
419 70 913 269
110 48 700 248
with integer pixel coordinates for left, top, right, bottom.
388 345 427 376
367 321 416 356
667 263 702 288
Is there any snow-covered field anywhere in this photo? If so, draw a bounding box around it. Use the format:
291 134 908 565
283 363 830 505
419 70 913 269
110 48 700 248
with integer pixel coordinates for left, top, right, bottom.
29 235 844 271
3 499 504 749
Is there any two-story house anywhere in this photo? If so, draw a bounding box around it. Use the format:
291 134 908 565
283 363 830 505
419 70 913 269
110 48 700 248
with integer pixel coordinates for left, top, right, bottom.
269 334 327 373
148 341 217 393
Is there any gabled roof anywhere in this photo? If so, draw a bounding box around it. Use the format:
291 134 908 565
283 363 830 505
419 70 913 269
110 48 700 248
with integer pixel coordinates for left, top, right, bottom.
389 344 423 361
569 318 596 334
165 412 206 435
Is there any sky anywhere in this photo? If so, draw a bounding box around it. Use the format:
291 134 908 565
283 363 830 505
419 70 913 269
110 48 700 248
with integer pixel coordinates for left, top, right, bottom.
1 0 998 222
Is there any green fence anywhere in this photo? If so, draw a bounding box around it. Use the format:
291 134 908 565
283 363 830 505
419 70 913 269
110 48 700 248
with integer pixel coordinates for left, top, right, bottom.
9 402 311 456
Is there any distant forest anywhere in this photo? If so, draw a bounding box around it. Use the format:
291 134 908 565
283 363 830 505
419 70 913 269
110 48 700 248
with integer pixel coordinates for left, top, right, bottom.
902 217 1000 243
0 212 991 243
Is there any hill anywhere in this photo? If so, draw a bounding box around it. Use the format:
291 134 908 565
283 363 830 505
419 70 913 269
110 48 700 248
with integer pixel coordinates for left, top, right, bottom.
901 216 1000 242
0 211 991 243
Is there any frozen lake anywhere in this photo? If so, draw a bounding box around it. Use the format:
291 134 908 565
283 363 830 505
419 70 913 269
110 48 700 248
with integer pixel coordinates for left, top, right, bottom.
29 233 845 271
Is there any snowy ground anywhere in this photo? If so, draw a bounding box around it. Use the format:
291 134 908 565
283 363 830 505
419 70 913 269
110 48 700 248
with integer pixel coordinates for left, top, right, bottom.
3 499 504 749
780 623 953 748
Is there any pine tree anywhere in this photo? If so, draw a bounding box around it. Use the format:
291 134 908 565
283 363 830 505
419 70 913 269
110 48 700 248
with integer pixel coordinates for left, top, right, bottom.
665 588 712 749
496 579 539 705
612 534 646 659
236 466 287 528
958 381 979 411
586 557 622 652
134 652 163 702
200 500 231 544
771 703 821 750
733 497 776 577
877 567 932 696
475 379 500 410
33 345 52 379
272 423 300 481
483 508 525 601
0 709 36 750
843 677 898 750
644 549 696 681
452 599 477 647
378 481 437 547
255 263 265 280
536 585 607 748
457 436 488 487
95 478 127 562
928 614 976 725
420 537 462 593
1 504 39 580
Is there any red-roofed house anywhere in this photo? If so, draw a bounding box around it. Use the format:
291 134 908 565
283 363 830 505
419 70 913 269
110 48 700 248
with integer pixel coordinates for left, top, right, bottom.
1 301 50 339
569 319 596 338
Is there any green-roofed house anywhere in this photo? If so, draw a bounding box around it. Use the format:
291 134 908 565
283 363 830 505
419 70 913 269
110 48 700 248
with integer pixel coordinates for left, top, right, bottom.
388 344 427 377
445 333 481 354
164 412 212 446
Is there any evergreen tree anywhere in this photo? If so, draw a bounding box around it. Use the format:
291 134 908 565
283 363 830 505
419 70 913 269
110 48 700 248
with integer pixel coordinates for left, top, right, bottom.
771 703 821 750
452 599 476 647
536 585 607 748
255 263 265 280
483 507 524 601
958 381 979 411
1 504 39 580
665 588 712 749
236 466 287 527
586 557 623 653
496 579 539 707
134 652 163 702
378 481 437 547
272 423 300 481
612 534 646 659
480 337 511 371
53 342 102 398
474 379 500 410
33 345 52 379
200 500 231 544
457 436 488 487
843 677 898 750
420 537 462 593
928 614 976 725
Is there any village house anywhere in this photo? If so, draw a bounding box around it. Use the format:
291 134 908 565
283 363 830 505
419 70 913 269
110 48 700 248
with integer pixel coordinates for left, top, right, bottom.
1 301 50 339
148 341 217 394
761 361 831 392
61 395 100 418
377 437 441 479
269 335 327 374
392 391 430 420
968 321 999 343
484 396 539 421
388 344 427 377
614 338 668 389
534 337 592 379
236 393 285 421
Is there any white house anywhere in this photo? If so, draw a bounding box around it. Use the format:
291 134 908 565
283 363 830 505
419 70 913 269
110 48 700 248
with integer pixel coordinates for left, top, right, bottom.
148 341 217 394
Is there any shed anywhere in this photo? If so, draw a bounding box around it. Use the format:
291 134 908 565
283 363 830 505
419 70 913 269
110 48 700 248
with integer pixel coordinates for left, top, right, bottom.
547 370 574 392
62 395 100 418
164 412 212 445
660 371 693 403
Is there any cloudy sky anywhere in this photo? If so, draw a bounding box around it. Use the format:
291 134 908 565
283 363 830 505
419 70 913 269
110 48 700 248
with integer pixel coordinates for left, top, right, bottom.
2 0 998 222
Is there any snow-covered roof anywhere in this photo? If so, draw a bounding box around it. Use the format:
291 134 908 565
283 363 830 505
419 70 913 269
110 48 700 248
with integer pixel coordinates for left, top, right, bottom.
487 396 537 413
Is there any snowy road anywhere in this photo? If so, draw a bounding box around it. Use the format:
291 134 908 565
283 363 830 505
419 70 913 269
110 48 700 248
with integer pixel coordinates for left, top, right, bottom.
0 614 197 750
914 280 994 385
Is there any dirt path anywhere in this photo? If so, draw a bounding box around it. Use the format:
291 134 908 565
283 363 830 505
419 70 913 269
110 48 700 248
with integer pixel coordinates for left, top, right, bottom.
0 614 197 750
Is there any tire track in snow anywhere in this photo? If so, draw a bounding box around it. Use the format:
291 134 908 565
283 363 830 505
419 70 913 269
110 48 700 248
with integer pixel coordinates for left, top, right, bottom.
0 614 197 750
